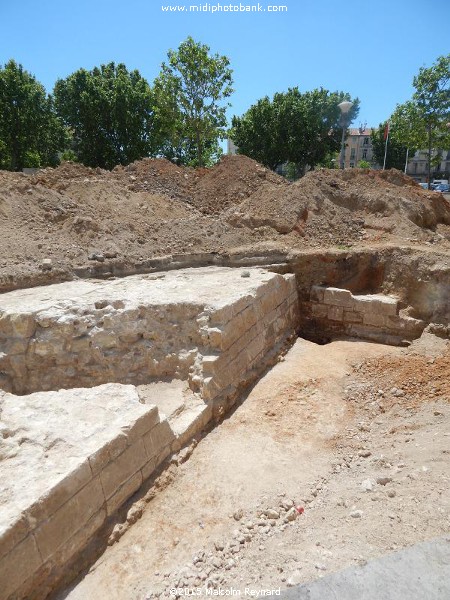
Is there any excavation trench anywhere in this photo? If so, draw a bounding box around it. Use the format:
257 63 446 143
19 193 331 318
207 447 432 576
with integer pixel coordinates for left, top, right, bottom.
0 257 447 600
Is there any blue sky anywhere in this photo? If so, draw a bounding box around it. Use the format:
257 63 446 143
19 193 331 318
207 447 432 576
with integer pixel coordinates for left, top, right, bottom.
0 0 448 130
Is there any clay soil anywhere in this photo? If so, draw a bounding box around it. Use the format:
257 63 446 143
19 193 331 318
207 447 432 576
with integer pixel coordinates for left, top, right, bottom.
58 334 449 600
1 155 450 291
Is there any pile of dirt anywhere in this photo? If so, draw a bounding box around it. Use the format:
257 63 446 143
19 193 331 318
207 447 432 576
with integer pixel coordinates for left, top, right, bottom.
1 156 450 290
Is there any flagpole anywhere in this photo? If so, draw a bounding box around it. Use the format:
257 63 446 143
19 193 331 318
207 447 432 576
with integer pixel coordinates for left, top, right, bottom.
404 148 409 174
383 128 389 170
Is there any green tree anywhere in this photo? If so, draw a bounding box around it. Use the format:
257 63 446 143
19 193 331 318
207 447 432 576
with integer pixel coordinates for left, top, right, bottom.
54 62 153 169
231 88 359 174
0 59 67 171
153 37 233 167
371 122 411 170
390 55 450 186
413 54 450 186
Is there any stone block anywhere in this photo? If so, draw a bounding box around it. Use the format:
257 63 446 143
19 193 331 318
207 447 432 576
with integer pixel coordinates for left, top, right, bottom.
343 310 363 324
328 305 344 321
0 533 42 599
141 456 158 481
89 432 128 476
363 313 387 327
310 285 326 303
26 459 93 526
311 303 328 318
143 420 174 462
323 287 353 308
50 507 106 568
353 294 398 316
34 477 105 562
10 313 36 338
100 439 147 501
106 471 143 516
0 512 30 561
121 405 160 445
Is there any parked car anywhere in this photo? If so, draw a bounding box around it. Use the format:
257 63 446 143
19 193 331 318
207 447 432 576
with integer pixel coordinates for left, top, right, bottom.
435 183 450 193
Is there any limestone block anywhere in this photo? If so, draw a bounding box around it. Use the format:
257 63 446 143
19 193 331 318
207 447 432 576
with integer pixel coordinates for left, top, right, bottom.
106 471 143 516
0 533 42 599
323 287 353 308
141 456 158 481
343 310 363 324
26 459 93 525
34 476 105 562
353 294 398 316
10 313 36 338
122 405 160 445
100 439 147 501
0 511 30 561
311 303 329 319
143 420 174 462
48 507 106 570
363 312 387 327
328 305 344 321
310 285 326 303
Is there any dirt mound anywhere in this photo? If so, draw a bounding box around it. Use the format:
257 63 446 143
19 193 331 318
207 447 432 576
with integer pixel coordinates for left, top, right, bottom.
1 157 450 290
223 167 450 245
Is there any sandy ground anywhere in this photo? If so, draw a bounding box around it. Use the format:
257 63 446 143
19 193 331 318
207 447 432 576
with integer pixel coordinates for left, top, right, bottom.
58 335 450 600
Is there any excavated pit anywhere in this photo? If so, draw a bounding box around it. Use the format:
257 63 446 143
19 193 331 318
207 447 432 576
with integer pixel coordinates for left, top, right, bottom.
0 252 448 600
0 266 299 600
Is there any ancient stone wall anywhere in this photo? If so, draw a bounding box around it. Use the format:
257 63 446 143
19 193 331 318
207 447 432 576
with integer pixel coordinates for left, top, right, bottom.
304 286 426 345
0 267 299 600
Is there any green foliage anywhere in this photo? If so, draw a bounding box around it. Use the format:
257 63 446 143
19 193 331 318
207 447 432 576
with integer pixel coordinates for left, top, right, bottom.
152 37 233 167
0 59 67 171
389 55 450 179
371 123 410 170
230 88 359 174
54 62 153 169
357 159 371 168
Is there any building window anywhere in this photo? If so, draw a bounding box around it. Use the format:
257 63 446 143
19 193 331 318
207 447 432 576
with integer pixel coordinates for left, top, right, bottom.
362 149 367 159
363 137 369 146
350 162 355 168
350 148 356 160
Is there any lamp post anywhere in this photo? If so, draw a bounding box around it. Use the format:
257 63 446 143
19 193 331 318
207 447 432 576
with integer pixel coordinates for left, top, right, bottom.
338 100 353 169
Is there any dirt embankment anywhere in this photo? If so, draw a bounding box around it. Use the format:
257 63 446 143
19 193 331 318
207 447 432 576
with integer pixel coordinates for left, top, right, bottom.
1 155 450 291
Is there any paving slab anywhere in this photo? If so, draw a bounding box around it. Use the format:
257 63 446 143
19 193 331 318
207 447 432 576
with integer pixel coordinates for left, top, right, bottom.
280 536 450 600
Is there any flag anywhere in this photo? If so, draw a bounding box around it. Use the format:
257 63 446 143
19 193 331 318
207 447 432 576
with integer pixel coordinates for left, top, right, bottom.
384 121 390 141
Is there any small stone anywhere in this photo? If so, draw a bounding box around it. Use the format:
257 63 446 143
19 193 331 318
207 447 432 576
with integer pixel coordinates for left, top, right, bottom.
358 450 372 458
241 271 251 278
41 258 52 270
349 510 363 518
264 509 280 519
376 477 393 486
315 563 327 571
387 490 396 498
361 478 376 492
233 509 244 521
285 507 298 522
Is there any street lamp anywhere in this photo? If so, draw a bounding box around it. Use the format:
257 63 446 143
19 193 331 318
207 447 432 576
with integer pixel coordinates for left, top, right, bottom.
338 100 353 169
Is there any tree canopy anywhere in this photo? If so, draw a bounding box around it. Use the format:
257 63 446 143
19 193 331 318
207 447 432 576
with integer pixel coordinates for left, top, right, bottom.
0 59 67 171
54 62 154 169
152 37 234 167
230 88 359 174
389 54 450 183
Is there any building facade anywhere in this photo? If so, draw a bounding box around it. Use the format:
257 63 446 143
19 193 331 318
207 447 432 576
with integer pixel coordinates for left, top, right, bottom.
343 128 374 168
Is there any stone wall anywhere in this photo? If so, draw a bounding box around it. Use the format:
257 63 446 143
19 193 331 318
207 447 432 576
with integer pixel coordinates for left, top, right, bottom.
0 384 178 600
0 267 299 599
304 286 426 345
0 268 298 397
